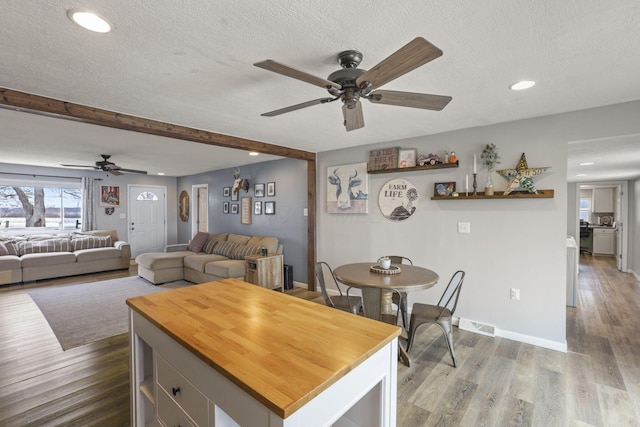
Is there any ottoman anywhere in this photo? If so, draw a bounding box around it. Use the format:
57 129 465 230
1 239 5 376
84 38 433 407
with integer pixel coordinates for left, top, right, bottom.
135 251 191 285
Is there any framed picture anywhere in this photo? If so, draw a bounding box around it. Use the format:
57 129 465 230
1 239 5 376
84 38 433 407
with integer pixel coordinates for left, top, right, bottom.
223 187 231 197
241 197 252 225
231 203 239 214
264 201 275 215
398 149 417 168
223 201 229 214
326 162 368 214
254 201 262 215
100 185 120 206
254 183 265 197
231 189 239 201
266 182 276 197
434 182 456 197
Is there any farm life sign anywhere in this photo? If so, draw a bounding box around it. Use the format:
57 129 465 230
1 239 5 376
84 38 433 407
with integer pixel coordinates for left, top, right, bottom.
378 178 419 221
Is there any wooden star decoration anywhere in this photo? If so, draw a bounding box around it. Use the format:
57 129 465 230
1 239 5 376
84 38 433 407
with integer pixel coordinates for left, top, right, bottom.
496 153 550 195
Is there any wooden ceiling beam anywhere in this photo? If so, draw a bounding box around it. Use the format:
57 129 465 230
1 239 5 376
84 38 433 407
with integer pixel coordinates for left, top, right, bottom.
0 87 315 161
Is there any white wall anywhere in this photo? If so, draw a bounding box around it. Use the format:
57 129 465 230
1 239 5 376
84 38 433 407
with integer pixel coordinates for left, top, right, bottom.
632 178 639 276
317 100 640 351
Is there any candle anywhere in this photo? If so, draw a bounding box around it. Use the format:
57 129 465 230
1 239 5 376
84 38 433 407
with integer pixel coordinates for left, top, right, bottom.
473 154 477 174
466 174 469 192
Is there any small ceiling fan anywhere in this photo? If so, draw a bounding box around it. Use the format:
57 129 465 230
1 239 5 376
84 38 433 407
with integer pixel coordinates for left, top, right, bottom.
61 154 147 175
254 37 451 131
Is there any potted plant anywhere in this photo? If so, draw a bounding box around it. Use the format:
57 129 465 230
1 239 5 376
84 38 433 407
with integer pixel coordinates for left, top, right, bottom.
480 143 500 195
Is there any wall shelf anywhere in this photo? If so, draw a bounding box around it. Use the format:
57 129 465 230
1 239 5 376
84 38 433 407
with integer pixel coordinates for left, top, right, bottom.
367 161 459 175
431 189 554 200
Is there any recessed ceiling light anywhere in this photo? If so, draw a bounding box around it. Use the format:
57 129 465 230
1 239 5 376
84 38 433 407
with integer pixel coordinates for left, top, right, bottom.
579 162 594 166
576 173 588 177
509 80 536 91
68 10 112 33
157 172 165 176
249 152 259 156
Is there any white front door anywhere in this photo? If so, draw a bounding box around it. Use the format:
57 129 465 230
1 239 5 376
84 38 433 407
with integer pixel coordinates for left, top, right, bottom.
128 185 166 258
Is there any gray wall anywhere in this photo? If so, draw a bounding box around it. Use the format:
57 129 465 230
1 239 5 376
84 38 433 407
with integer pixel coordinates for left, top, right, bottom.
0 162 179 245
318 100 640 350
177 158 309 283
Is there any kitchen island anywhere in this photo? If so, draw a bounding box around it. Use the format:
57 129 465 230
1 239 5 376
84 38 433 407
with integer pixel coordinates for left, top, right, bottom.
127 278 401 427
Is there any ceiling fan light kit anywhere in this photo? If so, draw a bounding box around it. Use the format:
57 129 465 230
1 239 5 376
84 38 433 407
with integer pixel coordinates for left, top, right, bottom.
254 37 452 131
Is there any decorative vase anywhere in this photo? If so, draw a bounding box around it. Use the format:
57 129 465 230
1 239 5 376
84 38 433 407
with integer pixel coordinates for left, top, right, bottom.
485 170 494 196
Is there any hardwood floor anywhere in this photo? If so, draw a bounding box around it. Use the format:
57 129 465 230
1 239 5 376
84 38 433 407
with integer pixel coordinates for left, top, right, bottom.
0 256 638 426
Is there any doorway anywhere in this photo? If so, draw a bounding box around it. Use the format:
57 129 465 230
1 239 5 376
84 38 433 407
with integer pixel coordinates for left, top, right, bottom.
128 185 167 258
191 184 208 237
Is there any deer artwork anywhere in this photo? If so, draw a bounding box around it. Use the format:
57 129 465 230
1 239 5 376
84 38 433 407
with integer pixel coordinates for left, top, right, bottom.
232 167 250 194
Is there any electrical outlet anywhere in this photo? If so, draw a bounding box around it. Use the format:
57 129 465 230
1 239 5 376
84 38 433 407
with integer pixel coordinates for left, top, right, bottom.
457 222 471 233
510 288 520 300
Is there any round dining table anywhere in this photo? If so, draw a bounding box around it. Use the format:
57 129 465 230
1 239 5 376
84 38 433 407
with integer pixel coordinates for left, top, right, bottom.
333 262 439 366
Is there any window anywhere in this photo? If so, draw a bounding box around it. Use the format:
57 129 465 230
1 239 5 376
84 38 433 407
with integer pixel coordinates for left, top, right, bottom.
579 198 591 222
136 191 158 201
0 184 82 232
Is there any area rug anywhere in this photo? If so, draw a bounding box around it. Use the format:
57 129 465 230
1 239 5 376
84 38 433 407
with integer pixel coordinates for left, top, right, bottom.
24 276 192 350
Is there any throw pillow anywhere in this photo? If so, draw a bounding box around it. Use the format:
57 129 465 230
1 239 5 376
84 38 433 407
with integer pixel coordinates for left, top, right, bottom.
212 240 238 258
21 238 72 254
188 232 209 253
231 244 262 260
71 235 112 251
202 239 219 254
0 242 9 256
3 241 21 256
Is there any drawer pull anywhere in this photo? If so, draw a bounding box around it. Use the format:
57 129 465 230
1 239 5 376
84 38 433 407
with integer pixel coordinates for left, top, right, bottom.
172 386 181 396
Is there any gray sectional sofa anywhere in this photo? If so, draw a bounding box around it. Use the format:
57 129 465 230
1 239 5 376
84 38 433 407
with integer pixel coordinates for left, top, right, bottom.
0 230 131 285
135 232 281 285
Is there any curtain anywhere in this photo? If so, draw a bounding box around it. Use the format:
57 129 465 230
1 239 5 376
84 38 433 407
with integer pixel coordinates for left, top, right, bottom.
81 177 97 231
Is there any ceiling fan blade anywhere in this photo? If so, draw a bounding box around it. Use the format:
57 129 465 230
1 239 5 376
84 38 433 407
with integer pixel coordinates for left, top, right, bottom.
254 60 342 90
108 169 123 176
117 168 148 175
368 90 452 111
356 37 443 93
60 164 96 169
342 101 365 132
261 97 337 117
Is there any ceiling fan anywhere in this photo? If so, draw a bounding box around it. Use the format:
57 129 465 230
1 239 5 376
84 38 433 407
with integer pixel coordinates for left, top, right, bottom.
254 37 452 131
61 154 147 175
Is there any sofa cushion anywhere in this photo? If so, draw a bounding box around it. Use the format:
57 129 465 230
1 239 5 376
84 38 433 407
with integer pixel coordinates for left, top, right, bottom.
71 235 112 251
207 233 228 242
212 241 238 258
231 244 262 260
188 232 209 253
74 247 122 262
204 259 247 278
21 238 72 255
246 236 279 254
227 233 251 245
0 243 9 256
21 252 77 267
0 255 21 269
184 254 229 273
136 252 191 270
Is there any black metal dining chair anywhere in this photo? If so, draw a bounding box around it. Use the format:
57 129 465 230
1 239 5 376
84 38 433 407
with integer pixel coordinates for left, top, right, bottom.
315 261 362 314
406 270 465 367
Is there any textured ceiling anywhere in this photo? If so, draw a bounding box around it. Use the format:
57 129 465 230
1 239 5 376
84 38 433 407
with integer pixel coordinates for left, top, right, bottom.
1 1 639 178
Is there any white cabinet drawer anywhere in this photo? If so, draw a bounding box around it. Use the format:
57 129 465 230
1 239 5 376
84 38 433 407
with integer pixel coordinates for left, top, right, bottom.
157 355 208 426
157 387 197 427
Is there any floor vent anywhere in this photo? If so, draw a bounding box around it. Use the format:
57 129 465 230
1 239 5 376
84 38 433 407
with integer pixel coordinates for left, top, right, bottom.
459 318 496 337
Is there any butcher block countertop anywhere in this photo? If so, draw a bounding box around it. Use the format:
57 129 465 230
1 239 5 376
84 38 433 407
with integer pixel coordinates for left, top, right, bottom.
126 278 401 418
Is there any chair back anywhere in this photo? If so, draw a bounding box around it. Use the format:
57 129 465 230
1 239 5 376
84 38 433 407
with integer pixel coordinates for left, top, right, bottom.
315 262 343 307
382 256 413 265
436 270 465 319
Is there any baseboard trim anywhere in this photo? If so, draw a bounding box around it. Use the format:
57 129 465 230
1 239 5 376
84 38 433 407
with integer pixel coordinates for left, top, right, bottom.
629 269 640 281
458 317 567 353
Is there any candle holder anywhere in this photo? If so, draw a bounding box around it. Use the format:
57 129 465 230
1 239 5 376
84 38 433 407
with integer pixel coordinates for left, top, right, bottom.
472 173 478 196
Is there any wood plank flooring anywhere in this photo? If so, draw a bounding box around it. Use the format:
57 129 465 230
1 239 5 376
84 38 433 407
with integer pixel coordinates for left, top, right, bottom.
0 255 638 426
